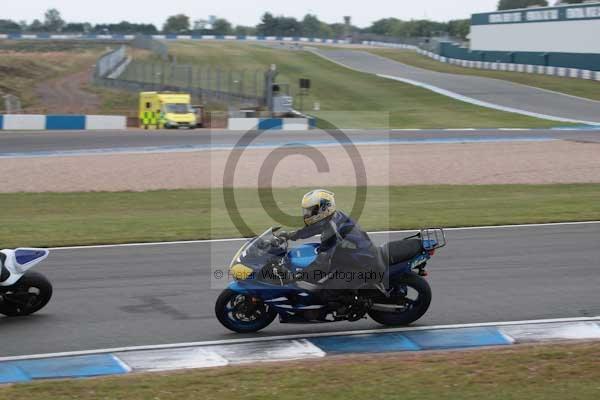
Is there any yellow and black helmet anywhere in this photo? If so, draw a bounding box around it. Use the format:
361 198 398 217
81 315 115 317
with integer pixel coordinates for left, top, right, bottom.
301 189 336 226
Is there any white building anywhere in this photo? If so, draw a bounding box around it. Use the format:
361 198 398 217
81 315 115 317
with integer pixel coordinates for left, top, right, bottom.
470 2 600 54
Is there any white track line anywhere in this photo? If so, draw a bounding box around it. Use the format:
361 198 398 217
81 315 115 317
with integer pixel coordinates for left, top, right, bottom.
1 316 598 362
49 221 600 251
308 50 598 125
378 74 598 125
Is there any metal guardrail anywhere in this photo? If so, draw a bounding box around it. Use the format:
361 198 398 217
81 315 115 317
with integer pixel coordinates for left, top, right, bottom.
364 40 600 82
95 46 128 78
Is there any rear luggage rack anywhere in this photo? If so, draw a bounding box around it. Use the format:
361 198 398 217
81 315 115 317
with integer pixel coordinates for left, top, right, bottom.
420 228 447 250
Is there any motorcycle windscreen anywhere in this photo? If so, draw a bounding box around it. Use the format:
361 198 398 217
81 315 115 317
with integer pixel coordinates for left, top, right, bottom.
15 248 49 267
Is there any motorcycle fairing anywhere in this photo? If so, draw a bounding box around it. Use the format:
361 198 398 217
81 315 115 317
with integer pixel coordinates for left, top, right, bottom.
288 243 319 269
0 248 49 287
15 249 49 270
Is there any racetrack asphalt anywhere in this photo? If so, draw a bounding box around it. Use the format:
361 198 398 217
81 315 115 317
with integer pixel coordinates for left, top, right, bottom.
1 223 598 357
313 50 600 124
1 128 600 156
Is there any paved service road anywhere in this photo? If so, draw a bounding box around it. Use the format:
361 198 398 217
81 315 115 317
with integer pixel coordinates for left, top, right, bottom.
1 223 599 357
314 50 600 124
2 129 600 156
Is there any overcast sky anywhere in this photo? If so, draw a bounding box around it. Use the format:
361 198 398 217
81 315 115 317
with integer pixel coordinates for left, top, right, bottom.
6 0 500 27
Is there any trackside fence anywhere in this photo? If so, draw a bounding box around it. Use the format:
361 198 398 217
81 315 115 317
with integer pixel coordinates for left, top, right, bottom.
96 77 265 108
93 37 266 107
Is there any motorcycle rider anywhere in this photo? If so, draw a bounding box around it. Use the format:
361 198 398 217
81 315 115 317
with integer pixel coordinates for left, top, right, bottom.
276 189 384 292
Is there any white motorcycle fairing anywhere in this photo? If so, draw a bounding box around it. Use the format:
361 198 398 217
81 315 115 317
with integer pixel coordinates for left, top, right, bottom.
0 248 49 287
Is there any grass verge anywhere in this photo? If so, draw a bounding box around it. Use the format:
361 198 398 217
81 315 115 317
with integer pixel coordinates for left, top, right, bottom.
85 85 138 115
121 42 561 129
1 342 599 399
0 184 598 248
367 48 600 102
0 41 105 111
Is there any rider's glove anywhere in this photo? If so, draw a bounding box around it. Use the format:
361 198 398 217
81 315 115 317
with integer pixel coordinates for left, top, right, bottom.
276 230 295 241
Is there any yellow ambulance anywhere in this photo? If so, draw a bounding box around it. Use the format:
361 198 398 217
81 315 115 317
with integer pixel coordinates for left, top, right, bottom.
139 92 198 129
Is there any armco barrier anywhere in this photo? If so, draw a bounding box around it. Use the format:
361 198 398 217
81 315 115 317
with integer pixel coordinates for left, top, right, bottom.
0 33 349 45
95 46 128 79
363 42 600 81
0 115 126 130
364 41 600 82
228 117 314 131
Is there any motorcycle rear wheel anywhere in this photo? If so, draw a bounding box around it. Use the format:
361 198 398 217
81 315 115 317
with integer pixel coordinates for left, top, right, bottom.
215 289 277 333
368 272 431 326
0 271 53 317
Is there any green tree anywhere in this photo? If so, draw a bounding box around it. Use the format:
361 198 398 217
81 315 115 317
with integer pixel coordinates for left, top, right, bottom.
278 17 301 36
448 19 470 39
0 19 21 32
257 13 301 36
558 0 584 3
63 23 93 33
212 18 233 35
368 18 401 36
29 19 44 32
366 18 449 38
301 14 321 37
328 23 347 38
318 22 333 38
257 12 277 35
497 0 548 11
163 14 190 33
44 8 65 32
233 25 256 36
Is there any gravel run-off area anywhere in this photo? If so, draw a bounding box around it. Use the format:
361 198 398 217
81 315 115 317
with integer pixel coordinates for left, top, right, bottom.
1 141 599 193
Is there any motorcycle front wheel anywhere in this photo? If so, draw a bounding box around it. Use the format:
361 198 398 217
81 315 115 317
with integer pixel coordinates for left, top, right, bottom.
215 289 277 333
0 271 53 317
368 272 431 326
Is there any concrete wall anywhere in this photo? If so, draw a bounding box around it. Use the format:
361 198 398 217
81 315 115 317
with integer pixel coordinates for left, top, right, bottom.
228 118 315 131
85 115 127 130
0 115 126 130
1 115 46 130
438 42 600 71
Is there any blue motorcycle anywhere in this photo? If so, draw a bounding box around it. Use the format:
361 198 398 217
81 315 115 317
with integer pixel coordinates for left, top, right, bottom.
215 227 446 333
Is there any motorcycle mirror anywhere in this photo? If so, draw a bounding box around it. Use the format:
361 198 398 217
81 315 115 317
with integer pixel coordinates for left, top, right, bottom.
272 226 282 232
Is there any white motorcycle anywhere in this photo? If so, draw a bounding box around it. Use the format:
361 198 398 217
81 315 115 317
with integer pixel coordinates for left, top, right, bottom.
0 248 53 317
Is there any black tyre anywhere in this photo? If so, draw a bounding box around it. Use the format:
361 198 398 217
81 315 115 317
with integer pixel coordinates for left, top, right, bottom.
368 272 431 326
215 289 277 333
0 271 53 317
